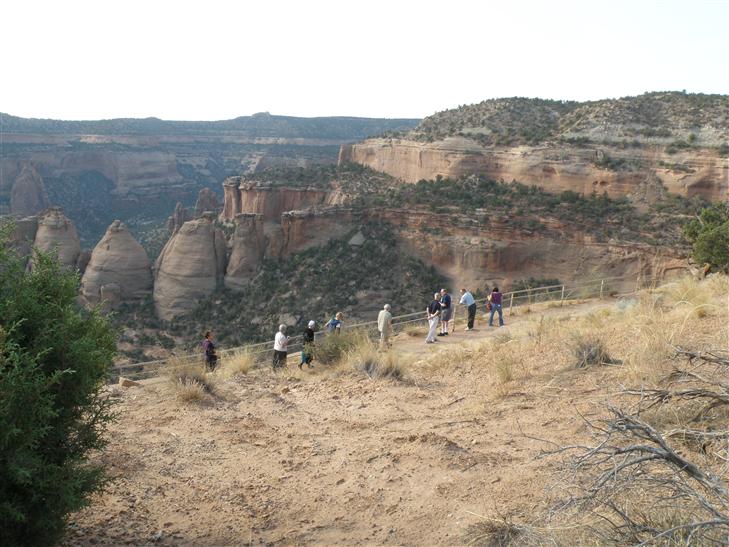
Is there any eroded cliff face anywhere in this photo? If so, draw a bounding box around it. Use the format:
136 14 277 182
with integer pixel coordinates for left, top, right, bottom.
221 178 339 221
154 214 227 320
10 164 50 216
81 220 153 309
371 209 685 292
224 214 265 290
339 137 729 201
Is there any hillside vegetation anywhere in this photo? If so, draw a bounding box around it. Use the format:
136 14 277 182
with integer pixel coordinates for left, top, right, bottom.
404 92 729 147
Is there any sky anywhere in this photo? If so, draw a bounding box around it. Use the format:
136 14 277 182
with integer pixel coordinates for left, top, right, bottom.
2 0 728 120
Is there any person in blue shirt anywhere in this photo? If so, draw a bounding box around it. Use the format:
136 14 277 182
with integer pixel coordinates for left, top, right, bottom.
438 288 452 336
459 288 477 330
325 312 343 334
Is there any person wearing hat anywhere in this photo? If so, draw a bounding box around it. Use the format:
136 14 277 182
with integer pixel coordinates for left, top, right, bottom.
377 304 393 349
300 320 316 369
272 324 289 369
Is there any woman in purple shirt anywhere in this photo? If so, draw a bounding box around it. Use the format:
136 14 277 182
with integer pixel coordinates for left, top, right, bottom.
488 286 504 327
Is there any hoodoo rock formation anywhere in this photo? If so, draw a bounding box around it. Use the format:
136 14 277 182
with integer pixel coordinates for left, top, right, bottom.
154 213 227 320
81 220 153 308
10 164 50 216
224 214 265 290
339 137 729 201
194 187 220 217
31 207 81 270
167 203 192 234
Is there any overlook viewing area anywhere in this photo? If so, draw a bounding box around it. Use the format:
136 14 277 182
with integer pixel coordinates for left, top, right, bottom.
113 274 643 383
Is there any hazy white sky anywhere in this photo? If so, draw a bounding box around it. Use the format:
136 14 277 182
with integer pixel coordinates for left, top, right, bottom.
2 0 728 120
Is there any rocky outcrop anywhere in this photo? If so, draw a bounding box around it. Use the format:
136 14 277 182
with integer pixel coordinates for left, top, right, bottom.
339 137 729 201
10 164 50 216
31 207 81 269
194 188 220 217
224 214 265 290
220 176 334 221
276 208 357 256
369 208 686 291
167 203 192 234
81 220 153 308
154 213 227 320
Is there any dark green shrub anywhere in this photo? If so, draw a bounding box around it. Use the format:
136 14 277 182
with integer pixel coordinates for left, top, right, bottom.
0 227 116 546
683 203 729 272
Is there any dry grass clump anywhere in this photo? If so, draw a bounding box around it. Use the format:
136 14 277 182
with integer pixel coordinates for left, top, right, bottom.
220 348 255 377
165 356 215 403
571 334 620 368
343 338 408 380
401 321 426 337
312 330 369 365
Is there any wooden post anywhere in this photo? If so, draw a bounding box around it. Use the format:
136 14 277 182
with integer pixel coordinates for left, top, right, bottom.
560 284 565 306
508 292 514 318
600 279 605 299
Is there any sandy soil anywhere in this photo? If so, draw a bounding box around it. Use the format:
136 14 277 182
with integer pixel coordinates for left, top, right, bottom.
63 298 718 546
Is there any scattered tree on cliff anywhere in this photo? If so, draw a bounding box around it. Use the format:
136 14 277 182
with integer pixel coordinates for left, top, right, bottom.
683 202 729 272
0 223 117 546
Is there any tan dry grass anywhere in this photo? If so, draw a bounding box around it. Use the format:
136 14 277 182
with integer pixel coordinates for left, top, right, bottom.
341 337 410 380
220 348 255 378
164 356 215 403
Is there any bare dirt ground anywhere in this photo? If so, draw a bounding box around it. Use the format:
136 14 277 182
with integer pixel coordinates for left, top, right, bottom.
64 292 728 546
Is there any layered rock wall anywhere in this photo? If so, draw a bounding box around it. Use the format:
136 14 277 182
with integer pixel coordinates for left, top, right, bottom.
10 164 50 216
339 137 729 201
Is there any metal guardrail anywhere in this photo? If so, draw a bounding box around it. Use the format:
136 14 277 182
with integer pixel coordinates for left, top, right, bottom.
111 274 639 381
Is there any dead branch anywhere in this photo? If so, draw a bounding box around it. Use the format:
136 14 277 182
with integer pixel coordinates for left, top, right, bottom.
674 347 729 368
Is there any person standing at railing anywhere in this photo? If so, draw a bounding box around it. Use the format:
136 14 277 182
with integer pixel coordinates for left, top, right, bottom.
439 288 452 336
459 288 477 330
325 312 344 335
202 331 218 371
299 320 316 369
425 292 442 344
377 304 393 349
272 324 290 369
487 286 504 327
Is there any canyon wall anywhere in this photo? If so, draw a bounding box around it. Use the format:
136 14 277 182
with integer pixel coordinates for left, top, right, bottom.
339 137 729 201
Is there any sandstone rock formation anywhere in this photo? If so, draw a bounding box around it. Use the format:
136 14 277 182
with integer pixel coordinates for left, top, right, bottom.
194 188 220 217
81 220 153 308
154 214 227 320
167 203 192 234
10 164 50 216
339 137 729 201
6 216 38 261
31 207 81 269
224 214 265 290
221 177 333 221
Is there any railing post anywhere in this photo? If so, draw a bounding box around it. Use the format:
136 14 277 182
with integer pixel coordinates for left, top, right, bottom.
508 292 514 318
600 279 605 299
560 284 565 306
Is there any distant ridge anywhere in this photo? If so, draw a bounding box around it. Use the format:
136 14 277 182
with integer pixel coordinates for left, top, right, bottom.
0 112 420 141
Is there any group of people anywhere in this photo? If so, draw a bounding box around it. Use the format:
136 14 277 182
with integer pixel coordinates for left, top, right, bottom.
200 287 506 370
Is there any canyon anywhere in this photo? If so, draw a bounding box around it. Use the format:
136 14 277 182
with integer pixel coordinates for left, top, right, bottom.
2 93 725 358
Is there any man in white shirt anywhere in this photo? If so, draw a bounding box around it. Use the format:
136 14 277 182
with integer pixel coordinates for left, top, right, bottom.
272 324 289 369
377 304 393 349
459 288 477 330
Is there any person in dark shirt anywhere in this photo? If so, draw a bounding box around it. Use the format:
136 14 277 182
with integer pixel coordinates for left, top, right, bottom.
488 286 504 327
425 292 442 343
202 331 218 371
300 320 316 369
438 288 452 336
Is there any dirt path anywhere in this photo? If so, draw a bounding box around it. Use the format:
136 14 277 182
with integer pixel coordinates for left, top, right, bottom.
64 298 619 546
